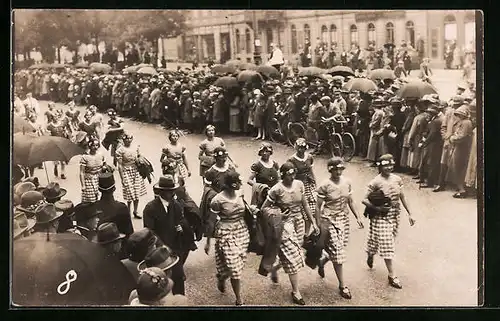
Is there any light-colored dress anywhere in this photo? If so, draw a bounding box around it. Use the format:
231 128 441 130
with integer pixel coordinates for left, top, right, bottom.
210 189 250 280
116 145 147 202
365 174 402 260
161 143 189 179
80 153 105 203
198 137 225 176
316 177 352 264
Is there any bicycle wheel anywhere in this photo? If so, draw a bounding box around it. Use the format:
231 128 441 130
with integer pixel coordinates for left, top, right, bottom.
287 122 305 147
342 132 356 162
305 127 319 144
267 118 283 143
329 133 344 158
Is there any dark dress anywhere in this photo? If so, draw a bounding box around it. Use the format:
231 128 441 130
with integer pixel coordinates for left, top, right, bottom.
287 153 316 214
251 160 279 187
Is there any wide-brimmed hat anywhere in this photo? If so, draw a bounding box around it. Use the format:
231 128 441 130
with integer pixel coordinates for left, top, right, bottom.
74 202 102 224
452 95 465 105
13 212 36 240
138 246 180 272
34 203 64 225
14 182 36 199
16 191 46 215
153 175 180 191
42 182 67 201
136 267 173 304
95 222 126 245
126 228 161 262
454 105 470 118
426 104 440 114
98 172 115 192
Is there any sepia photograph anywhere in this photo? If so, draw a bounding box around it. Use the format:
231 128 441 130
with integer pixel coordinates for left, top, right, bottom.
11 9 481 307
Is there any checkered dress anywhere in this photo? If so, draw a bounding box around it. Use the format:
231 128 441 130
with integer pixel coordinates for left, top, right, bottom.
80 153 105 203
365 174 403 260
116 146 147 202
288 154 317 216
161 144 190 180
211 191 250 280
316 177 352 264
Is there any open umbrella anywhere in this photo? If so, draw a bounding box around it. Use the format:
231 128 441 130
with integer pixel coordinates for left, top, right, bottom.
74 62 89 69
239 62 257 71
332 75 345 82
298 66 326 77
13 115 35 134
28 63 51 70
213 76 239 89
396 81 438 99
342 78 378 93
136 63 153 69
328 66 355 77
237 70 264 83
13 134 85 167
369 69 396 81
256 65 280 78
12 233 136 306
211 64 236 75
122 65 139 74
89 63 112 74
318 74 334 82
225 60 244 68
50 63 66 69
137 66 158 76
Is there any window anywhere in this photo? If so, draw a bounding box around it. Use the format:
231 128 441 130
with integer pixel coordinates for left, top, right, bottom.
431 28 438 59
330 24 337 46
367 23 376 46
444 14 457 51
266 28 273 51
405 21 415 48
235 29 241 54
385 22 395 44
304 24 311 43
291 24 298 53
246 28 252 54
321 25 328 44
350 24 358 46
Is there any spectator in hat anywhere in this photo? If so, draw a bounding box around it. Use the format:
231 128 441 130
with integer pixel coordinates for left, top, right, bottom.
80 137 107 203
32 203 65 235
42 182 67 204
54 199 75 233
252 88 268 140
366 99 388 165
16 190 46 218
394 60 407 79
13 211 36 241
95 222 126 257
418 103 445 188
419 58 433 84
96 171 134 238
73 202 101 241
13 182 37 207
407 100 430 178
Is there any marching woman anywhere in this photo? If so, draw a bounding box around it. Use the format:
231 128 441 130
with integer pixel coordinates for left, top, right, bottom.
46 111 72 180
160 130 192 181
198 125 226 180
287 138 317 235
204 172 249 306
115 133 147 219
65 101 80 131
79 138 106 203
363 154 416 289
261 162 319 305
203 147 237 193
247 142 279 207
79 111 100 141
315 157 364 299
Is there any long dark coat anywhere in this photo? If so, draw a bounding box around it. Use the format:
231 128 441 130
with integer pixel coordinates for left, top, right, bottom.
446 118 473 186
420 114 444 186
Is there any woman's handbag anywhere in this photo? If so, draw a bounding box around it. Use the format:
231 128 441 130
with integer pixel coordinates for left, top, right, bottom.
363 189 392 219
242 198 264 254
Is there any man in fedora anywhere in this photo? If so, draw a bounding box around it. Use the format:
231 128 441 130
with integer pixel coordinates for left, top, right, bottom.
143 175 200 295
95 172 134 238
42 182 67 204
419 101 445 188
72 202 101 241
32 203 65 234
95 222 126 257
13 212 36 241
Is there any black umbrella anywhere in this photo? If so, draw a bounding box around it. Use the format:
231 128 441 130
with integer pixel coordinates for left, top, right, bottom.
342 78 378 93
237 70 264 83
256 65 280 78
396 81 438 99
74 62 89 69
298 66 326 77
211 64 236 75
13 115 35 134
328 66 355 77
213 76 239 89
12 233 136 306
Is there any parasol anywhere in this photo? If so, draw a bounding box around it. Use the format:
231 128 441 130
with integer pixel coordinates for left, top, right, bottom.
137 66 158 76
256 65 280 78
327 66 355 77
396 81 439 99
342 78 378 93
369 69 396 81
12 233 136 306
213 76 239 89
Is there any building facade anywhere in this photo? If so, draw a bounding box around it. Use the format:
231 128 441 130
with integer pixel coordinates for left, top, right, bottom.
182 10 477 67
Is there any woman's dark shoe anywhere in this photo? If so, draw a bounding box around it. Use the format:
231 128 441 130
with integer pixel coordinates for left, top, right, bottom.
271 270 279 284
412 176 420 180
367 255 374 269
388 276 403 289
235 300 243 306
420 184 434 188
433 185 445 192
291 292 306 305
317 257 327 278
61 174 66 179
453 192 467 199
53 167 59 177
217 278 226 293
339 286 352 299
133 213 142 219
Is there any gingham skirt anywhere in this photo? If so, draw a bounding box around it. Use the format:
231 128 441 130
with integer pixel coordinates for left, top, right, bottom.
366 208 400 259
214 220 250 280
120 165 147 202
177 162 189 180
81 173 99 203
303 181 317 215
323 214 350 265
278 216 306 275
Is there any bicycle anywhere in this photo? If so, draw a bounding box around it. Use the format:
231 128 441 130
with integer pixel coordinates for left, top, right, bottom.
267 112 289 144
322 115 356 162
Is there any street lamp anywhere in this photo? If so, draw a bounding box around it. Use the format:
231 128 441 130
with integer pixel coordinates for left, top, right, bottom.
252 10 262 65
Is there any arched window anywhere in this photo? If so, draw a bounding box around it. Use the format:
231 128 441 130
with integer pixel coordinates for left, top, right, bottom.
330 24 338 46
304 24 311 43
385 22 395 44
406 21 415 48
235 29 241 54
291 24 298 54
444 14 457 50
321 25 328 45
246 28 252 54
350 25 358 46
367 23 376 46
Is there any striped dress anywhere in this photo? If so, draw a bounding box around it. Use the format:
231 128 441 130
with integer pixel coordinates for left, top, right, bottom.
316 177 352 264
288 153 317 215
210 189 250 280
115 145 147 202
365 174 402 260
80 153 105 203
266 180 306 275
161 143 189 179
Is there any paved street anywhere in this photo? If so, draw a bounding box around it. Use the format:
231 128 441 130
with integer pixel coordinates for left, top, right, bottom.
25 69 478 306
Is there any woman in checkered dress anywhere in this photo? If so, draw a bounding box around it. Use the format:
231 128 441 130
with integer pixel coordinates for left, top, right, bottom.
116 133 147 220
363 154 416 289
79 138 106 203
160 130 191 180
261 162 319 305
315 157 364 300
204 172 249 306
287 138 316 236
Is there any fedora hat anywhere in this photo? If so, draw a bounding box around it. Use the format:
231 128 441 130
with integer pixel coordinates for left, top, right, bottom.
13 212 36 240
54 199 74 213
137 246 180 272
42 182 67 201
98 172 116 192
34 203 64 225
136 267 172 305
74 202 102 224
372 99 389 107
14 182 36 199
95 222 126 245
153 175 180 191
16 191 46 215
127 228 161 262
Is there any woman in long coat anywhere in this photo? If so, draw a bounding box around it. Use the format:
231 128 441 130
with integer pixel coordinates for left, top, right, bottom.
464 127 477 196
366 100 386 165
399 102 417 170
